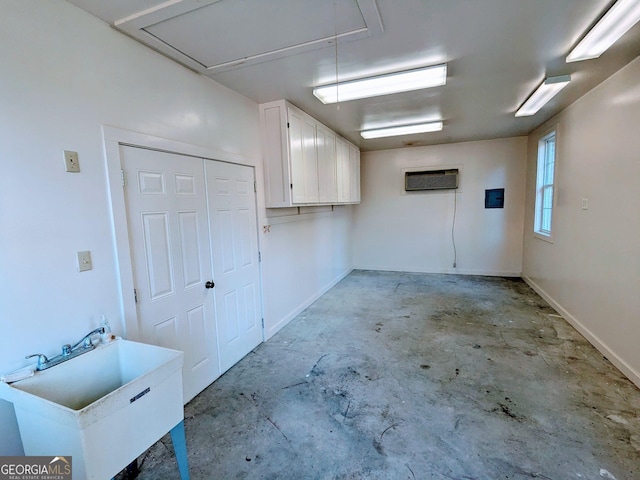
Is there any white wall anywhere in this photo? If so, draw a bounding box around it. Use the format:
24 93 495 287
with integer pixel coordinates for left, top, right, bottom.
353 138 528 276
522 57 640 387
0 0 353 454
261 207 354 339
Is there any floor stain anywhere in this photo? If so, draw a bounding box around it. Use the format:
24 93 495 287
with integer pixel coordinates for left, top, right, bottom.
123 271 640 480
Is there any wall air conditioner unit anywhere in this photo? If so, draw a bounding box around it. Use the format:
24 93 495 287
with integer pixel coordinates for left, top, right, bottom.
405 169 459 191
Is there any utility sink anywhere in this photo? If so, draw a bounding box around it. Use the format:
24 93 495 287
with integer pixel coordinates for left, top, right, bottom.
0 339 185 480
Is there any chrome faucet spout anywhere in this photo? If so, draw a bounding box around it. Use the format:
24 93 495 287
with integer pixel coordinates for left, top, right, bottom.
71 327 106 351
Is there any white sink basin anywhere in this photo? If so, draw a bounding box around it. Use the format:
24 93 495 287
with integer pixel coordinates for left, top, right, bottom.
0 339 184 480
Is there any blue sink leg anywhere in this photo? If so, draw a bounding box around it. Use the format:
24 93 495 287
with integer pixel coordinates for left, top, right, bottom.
170 420 190 480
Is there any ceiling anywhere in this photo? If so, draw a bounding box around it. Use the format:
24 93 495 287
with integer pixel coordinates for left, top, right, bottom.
68 0 640 151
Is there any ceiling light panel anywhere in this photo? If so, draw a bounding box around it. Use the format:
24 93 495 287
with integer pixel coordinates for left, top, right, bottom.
314 64 447 104
567 0 640 62
515 75 571 117
361 122 444 139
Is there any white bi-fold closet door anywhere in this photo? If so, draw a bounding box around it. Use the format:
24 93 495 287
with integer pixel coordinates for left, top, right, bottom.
122 145 262 402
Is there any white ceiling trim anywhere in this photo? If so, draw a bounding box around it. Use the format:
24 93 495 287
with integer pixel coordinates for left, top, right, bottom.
113 0 384 75
356 0 384 34
200 27 371 73
113 0 222 28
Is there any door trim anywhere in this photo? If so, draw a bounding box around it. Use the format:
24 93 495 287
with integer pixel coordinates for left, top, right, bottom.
102 126 258 341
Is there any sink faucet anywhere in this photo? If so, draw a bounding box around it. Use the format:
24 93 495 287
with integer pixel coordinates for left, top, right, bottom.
70 326 106 351
26 326 107 371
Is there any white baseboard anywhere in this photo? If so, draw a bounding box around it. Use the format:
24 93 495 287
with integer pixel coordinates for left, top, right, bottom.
264 268 353 340
352 265 522 278
523 275 640 389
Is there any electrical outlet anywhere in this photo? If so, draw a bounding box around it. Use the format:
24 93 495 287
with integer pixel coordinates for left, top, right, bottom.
64 150 80 173
581 198 588 210
77 250 92 272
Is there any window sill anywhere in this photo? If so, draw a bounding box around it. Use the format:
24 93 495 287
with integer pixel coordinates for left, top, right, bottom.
533 232 554 244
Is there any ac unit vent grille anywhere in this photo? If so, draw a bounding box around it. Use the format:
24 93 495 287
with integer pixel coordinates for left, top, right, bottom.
405 169 459 191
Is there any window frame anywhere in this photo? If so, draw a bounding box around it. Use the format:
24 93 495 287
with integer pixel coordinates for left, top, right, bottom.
534 127 558 243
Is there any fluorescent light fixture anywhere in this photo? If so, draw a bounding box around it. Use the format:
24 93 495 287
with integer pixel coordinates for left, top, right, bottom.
515 75 571 117
313 64 447 104
567 0 640 62
361 121 443 139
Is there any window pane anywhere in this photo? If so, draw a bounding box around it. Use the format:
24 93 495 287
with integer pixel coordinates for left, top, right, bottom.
541 207 552 232
542 186 553 209
544 138 555 184
546 138 555 160
544 159 555 185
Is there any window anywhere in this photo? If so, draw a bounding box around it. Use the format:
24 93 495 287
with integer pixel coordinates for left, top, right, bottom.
534 130 557 240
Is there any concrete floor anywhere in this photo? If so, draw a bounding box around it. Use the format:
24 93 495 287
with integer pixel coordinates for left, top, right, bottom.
127 271 640 479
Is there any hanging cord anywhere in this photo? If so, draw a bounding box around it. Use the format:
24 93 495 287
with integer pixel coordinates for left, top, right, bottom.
451 189 457 268
334 1 340 110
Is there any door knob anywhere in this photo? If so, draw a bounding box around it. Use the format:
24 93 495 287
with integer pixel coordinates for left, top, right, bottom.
205 281 215 289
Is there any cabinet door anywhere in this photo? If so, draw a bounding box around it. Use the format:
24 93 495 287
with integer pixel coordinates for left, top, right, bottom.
260 102 290 207
349 144 361 203
336 137 351 203
317 125 337 203
288 108 318 204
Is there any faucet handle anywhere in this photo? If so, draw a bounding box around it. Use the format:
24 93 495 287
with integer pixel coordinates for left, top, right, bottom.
25 353 49 369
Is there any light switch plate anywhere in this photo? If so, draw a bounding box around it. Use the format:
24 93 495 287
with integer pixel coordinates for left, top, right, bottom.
581 198 588 210
77 250 92 272
64 150 80 173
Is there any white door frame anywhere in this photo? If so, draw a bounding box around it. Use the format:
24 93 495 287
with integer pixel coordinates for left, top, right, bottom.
102 125 263 341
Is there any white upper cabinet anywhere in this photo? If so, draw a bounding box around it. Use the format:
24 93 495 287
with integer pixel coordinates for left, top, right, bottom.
288 107 319 204
349 143 361 203
336 136 351 204
260 100 360 207
316 124 338 204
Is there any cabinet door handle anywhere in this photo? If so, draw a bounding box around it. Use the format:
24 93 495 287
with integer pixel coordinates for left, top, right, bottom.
205 281 215 289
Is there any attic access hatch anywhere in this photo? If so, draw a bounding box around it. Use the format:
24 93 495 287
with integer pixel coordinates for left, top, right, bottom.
109 0 384 75
405 169 459 191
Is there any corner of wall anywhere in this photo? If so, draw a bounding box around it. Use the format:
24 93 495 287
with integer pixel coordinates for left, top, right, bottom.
0 400 24 456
